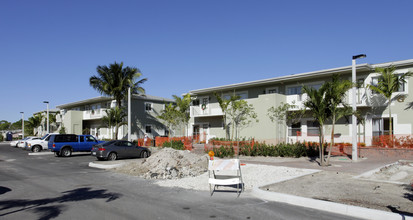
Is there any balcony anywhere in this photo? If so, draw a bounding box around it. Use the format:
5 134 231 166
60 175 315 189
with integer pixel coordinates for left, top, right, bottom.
190 106 223 117
83 108 108 120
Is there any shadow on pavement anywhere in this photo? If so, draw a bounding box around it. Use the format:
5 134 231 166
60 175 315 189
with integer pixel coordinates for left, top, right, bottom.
0 187 122 219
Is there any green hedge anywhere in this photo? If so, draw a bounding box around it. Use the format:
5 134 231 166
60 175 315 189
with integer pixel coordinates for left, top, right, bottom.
239 142 318 158
162 140 185 150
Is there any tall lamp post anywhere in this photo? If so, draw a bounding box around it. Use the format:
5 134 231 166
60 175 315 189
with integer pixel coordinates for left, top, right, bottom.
128 87 131 142
20 112 24 139
352 54 366 161
43 101 49 134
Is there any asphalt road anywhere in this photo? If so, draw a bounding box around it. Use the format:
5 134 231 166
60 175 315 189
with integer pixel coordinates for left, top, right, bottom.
0 143 359 220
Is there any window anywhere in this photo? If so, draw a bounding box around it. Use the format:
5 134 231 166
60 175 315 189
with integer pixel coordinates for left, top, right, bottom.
372 117 393 136
287 86 302 95
223 92 248 100
307 121 320 136
80 136 84 142
266 87 278 94
145 125 152 134
145 103 153 112
288 122 301 136
192 99 200 106
371 76 406 93
86 136 97 142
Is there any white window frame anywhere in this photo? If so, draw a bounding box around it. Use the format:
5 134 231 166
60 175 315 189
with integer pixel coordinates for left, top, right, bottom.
145 102 153 112
145 124 152 134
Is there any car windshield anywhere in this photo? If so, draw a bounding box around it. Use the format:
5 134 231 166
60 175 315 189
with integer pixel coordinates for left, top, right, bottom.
102 141 117 146
40 134 48 140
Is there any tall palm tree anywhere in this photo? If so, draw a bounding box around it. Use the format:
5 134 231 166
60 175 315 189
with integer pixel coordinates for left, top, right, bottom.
302 84 330 166
101 107 127 140
89 62 147 108
367 66 412 142
324 74 353 165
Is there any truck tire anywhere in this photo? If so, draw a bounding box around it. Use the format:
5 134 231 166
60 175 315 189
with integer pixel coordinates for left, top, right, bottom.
61 147 72 157
32 145 42 152
54 152 61 157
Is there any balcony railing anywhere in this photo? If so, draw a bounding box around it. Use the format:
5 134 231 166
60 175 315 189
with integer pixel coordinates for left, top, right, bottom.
83 108 107 120
190 106 223 117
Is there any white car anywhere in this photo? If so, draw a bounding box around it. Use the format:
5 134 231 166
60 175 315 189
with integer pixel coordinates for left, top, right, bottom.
10 140 19 147
27 133 58 152
17 137 40 148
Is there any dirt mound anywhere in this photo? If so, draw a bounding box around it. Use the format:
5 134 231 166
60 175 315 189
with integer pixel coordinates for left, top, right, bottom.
113 148 209 179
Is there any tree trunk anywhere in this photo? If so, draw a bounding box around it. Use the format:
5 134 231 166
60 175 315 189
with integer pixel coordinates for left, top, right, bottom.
327 115 336 166
318 125 323 166
388 97 393 146
115 124 119 140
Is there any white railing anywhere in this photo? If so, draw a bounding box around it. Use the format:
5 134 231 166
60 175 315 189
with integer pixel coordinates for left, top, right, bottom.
83 108 108 120
190 106 223 117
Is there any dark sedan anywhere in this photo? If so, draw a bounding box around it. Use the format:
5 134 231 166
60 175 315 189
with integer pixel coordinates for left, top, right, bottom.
91 140 151 161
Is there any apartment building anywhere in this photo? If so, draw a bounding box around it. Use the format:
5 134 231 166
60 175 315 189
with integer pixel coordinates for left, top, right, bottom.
188 59 413 145
56 94 176 140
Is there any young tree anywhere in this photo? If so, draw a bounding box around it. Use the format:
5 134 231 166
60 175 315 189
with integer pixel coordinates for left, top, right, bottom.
302 84 330 166
267 102 304 143
227 99 258 141
157 103 180 138
214 92 240 140
89 62 147 108
324 75 353 165
367 66 412 142
101 107 127 140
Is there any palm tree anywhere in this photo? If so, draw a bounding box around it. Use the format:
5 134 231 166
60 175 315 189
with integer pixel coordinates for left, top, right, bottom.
367 66 412 142
172 94 191 136
302 84 330 166
324 75 353 165
89 62 147 108
27 114 43 135
101 107 127 140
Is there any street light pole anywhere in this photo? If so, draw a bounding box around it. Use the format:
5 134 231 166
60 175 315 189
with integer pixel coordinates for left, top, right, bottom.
352 54 366 162
44 101 49 134
20 112 24 139
128 87 131 142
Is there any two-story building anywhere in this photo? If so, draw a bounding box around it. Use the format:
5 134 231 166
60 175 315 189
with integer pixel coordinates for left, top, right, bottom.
188 59 413 145
56 94 177 140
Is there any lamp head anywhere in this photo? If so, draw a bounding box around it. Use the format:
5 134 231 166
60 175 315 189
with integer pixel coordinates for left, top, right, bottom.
352 54 367 60
43 101 49 104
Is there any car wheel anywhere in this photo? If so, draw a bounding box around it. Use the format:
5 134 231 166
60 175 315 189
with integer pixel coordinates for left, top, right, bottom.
54 152 61 157
140 151 148 158
61 148 72 157
107 152 117 161
32 146 41 152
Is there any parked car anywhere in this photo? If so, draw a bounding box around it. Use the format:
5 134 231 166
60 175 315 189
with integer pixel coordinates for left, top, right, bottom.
17 136 40 148
26 133 58 152
48 134 104 157
10 140 19 147
91 140 151 161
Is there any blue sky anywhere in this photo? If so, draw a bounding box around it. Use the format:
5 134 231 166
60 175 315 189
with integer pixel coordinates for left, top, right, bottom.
1 0 412 122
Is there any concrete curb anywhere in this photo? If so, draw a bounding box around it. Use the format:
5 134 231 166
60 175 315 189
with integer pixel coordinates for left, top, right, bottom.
252 171 413 220
28 152 54 156
88 162 125 169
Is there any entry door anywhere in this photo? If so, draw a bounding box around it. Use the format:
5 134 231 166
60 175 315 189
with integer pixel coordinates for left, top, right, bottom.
193 125 200 142
200 124 209 142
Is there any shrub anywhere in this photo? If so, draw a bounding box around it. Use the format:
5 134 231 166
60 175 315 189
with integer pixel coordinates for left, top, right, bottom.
239 141 318 158
0 135 3 142
212 145 235 158
163 140 185 150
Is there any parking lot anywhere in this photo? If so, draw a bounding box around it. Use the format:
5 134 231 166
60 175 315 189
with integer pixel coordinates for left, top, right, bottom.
0 143 358 220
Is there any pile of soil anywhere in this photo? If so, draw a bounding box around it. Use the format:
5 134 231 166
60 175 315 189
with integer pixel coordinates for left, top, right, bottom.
113 148 209 179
